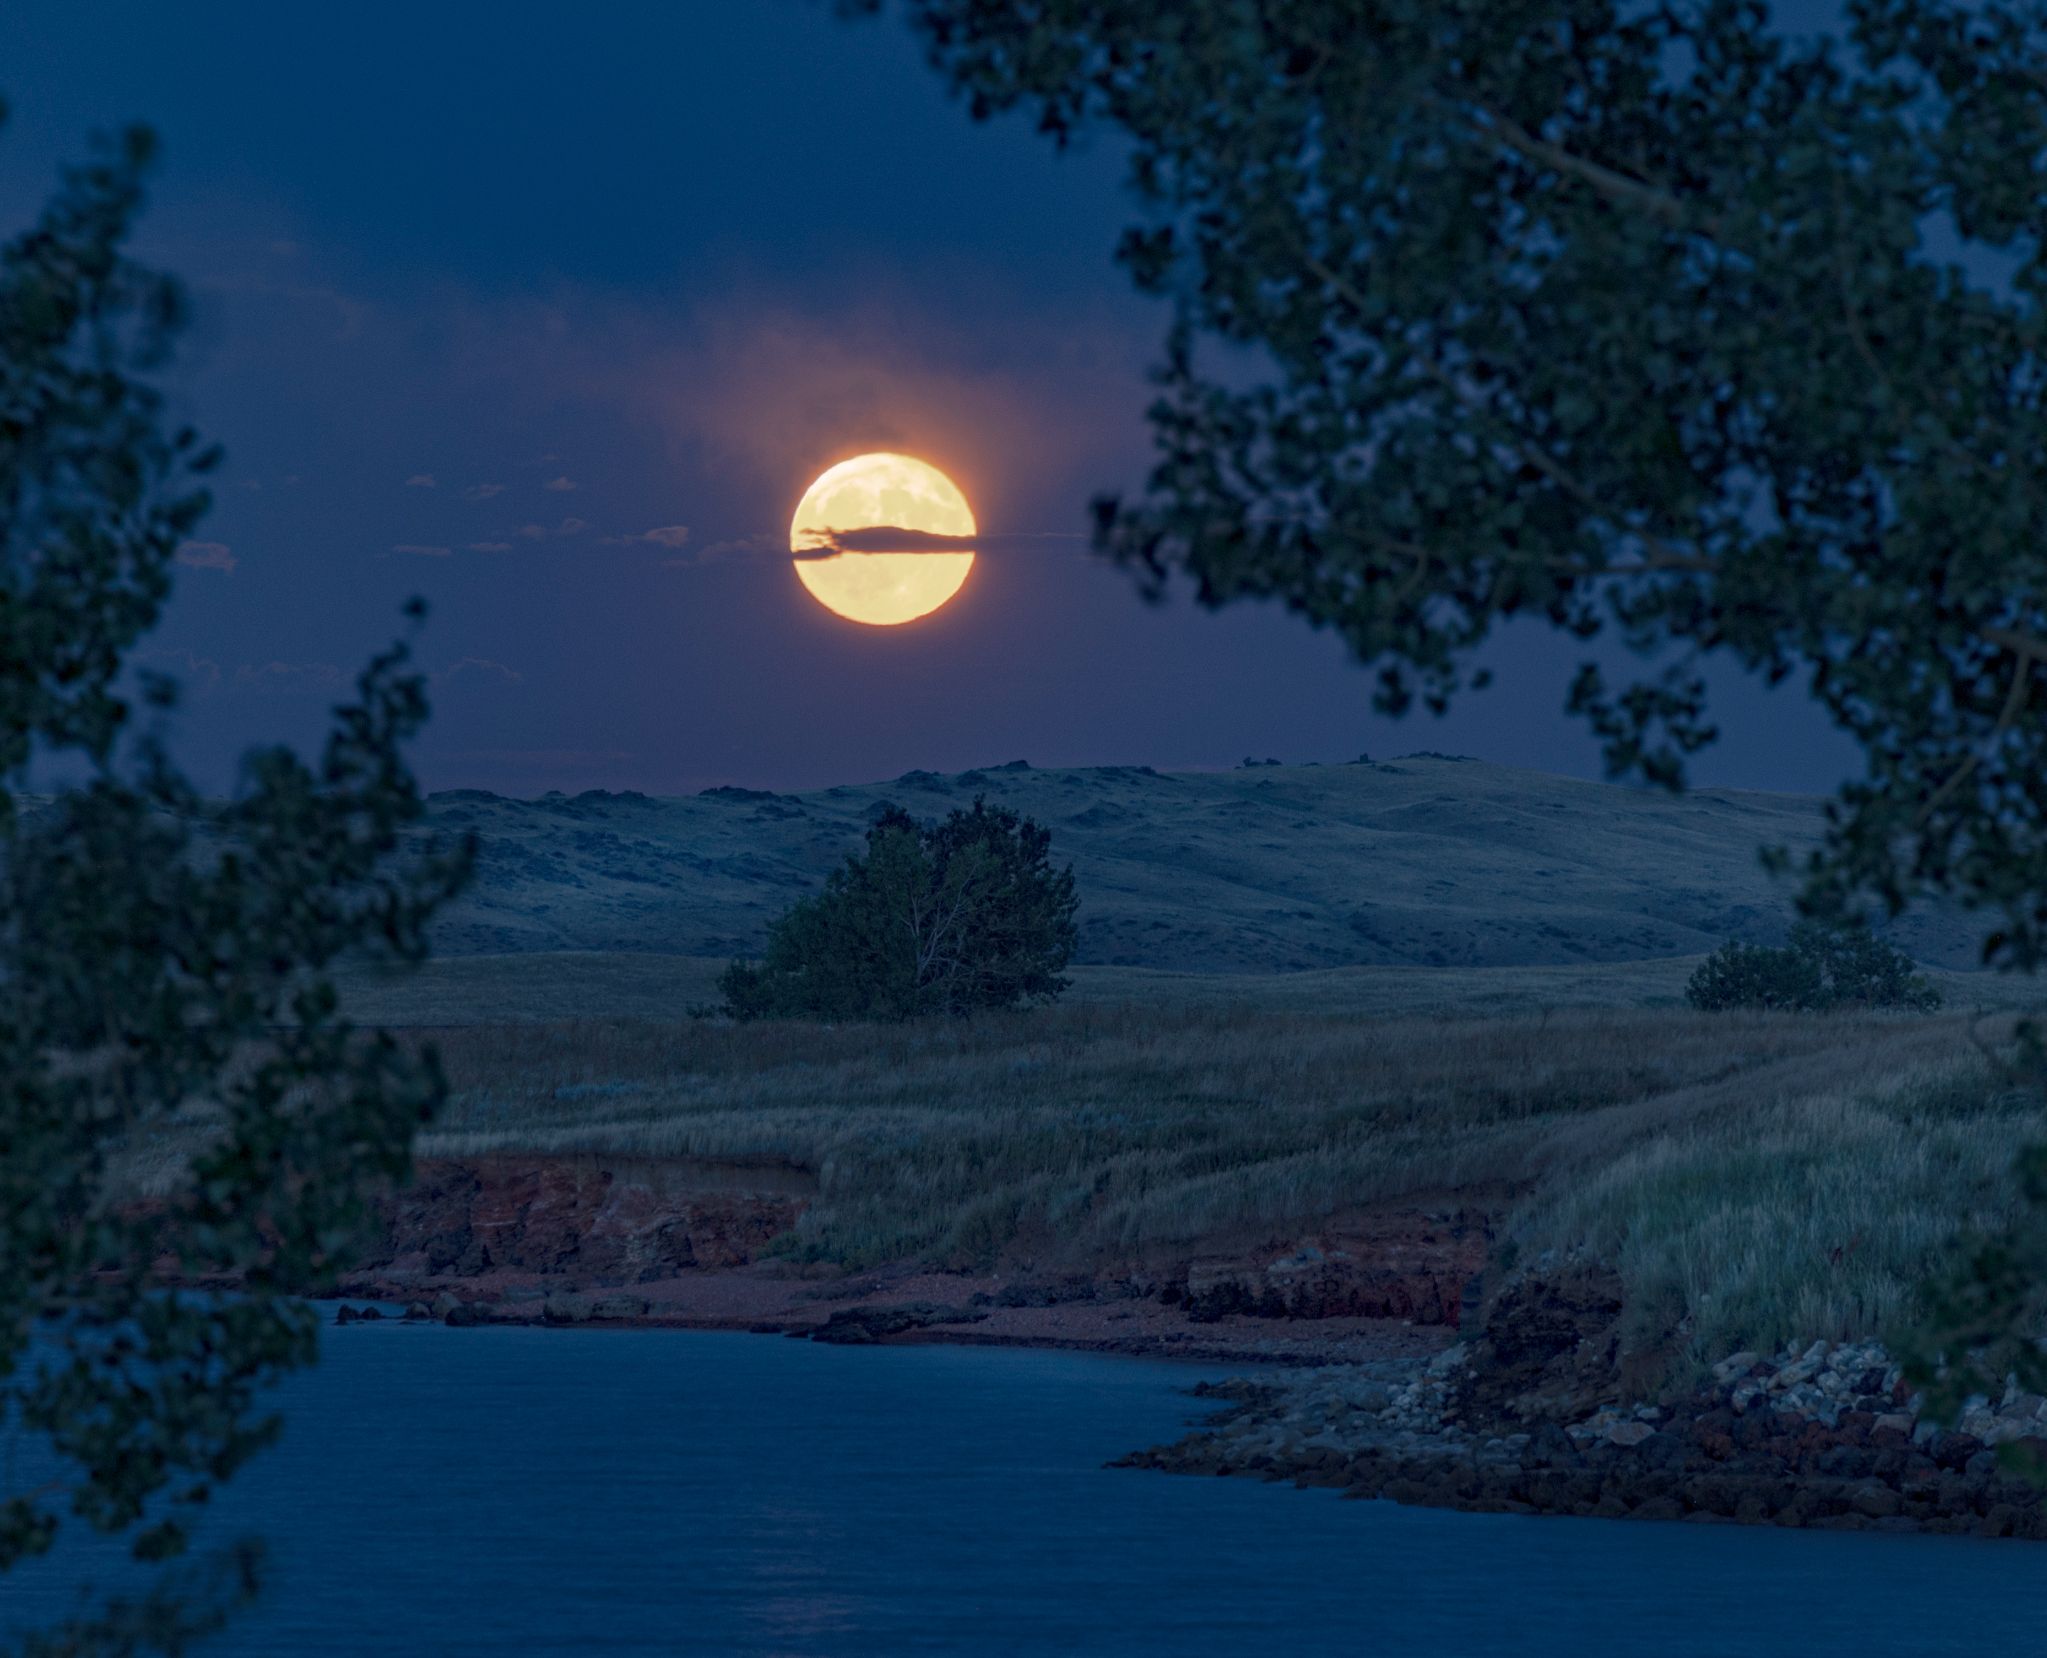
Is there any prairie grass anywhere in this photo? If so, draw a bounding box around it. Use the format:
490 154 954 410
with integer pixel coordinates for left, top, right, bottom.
416 999 2047 1361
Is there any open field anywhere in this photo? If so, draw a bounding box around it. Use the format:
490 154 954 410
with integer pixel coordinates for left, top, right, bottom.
416 998 2047 1368
293 758 2047 1378
334 949 2044 1026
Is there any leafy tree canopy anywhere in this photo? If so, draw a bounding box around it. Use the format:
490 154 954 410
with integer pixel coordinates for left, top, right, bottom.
720 798 1079 1021
1 110 470 1648
842 0 2047 1445
844 0 2047 966
1685 919 1942 1011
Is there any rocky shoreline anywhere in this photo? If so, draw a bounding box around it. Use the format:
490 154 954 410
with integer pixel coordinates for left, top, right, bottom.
1119 1334 2047 1539
314 1155 2045 1537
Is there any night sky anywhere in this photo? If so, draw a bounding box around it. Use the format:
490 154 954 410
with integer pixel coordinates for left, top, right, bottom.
7 2 1858 798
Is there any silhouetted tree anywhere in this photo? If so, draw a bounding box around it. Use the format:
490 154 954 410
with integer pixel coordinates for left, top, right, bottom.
720 799 1078 1020
1686 921 1941 1011
842 0 2047 1437
1 108 471 1647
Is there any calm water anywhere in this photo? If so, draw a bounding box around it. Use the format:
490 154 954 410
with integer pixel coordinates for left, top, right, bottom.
9 1323 2047 1655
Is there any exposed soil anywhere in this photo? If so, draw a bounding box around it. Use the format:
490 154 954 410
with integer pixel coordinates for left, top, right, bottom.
330 1154 1480 1367
323 1153 2045 1538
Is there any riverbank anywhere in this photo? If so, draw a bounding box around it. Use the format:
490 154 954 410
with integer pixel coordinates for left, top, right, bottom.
138 996 2044 1540
1116 1298 2047 1540
330 1271 1451 1368
324 1152 2045 1540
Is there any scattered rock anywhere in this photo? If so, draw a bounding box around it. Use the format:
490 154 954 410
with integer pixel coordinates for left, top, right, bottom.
1119 1318 2047 1540
809 1302 989 1345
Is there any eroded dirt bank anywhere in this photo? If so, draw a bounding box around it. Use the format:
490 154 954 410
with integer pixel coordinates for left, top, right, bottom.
332 1154 1483 1366
327 1155 2046 1538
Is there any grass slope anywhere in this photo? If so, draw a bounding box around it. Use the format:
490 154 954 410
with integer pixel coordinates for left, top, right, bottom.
420 1003 2045 1365
415 755 1990 973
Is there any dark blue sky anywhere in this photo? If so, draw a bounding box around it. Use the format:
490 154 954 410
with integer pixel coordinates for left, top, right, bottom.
7 1 1857 797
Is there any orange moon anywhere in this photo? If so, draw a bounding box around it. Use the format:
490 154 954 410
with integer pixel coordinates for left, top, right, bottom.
788 453 975 626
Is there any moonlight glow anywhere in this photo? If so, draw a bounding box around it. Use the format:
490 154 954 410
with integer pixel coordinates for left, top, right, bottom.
788 452 976 626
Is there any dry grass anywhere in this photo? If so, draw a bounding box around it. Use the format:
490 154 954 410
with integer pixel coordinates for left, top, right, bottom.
413 1001 2047 1361
335 949 2046 1026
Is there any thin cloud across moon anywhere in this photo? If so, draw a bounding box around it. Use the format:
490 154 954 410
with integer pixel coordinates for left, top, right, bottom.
788 452 975 626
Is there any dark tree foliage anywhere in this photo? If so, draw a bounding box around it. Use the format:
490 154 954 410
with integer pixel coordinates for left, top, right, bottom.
844 0 2047 963
1685 920 1942 1011
1 111 472 1649
720 799 1078 1021
839 0 2047 1437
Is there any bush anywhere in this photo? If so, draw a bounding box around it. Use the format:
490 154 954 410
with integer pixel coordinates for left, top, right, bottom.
719 797 1078 1021
1686 921 1942 1013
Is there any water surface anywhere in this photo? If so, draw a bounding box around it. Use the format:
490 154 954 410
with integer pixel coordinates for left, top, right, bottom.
9 1324 2045 1655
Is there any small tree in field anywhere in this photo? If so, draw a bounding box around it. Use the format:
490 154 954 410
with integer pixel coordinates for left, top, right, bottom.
720 798 1078 1021
1687 920 1942 1012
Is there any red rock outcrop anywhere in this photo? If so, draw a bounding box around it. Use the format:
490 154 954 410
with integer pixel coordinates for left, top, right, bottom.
1165 1206 1493 1326
358 1157 809 1283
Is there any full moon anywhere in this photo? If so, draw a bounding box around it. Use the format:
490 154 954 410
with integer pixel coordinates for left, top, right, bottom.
788 452 976 626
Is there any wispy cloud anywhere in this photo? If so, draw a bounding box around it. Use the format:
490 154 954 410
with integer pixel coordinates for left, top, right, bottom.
434 657 524 686
175 540 237 574
463 482 505 502
514 524 550 541
137 647 223 691
543 475 578 492
682 531 787 566
467 540 514 553
235 660 348 696
392 543 453 557
802 526 1086 555
604 524 692 550
405 473 437 488
556 517 588 536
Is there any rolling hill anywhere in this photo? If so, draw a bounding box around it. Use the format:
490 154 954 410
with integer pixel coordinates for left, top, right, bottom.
415 755 1985 974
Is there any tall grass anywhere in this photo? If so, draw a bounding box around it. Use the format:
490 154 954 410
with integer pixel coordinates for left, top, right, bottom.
415 1002 2046 1361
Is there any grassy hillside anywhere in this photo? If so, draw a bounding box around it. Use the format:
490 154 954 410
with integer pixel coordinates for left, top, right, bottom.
417 1003 2044 1364
310 755 2043 1373
411 755 1990 972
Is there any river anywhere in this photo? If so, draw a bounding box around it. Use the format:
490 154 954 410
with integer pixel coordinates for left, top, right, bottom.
7 1323 2046 1655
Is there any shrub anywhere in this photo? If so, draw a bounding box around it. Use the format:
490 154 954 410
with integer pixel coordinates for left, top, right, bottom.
1687 921 1942 1013
718 797 1078 1021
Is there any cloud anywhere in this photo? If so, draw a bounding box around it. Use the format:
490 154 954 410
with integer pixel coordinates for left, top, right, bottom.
175 540 237 574
234 660 348 696
514 524 550 540
802 525 1086 555
556 517 588 536
463 483 506 502
688 532 785 564
392 542 453 557
434 656 524 686
467 540 514 553
429 270 1153 547
195 261 371 340
406 473 437 488
136 647 223 691
543 475 578 492
604 524 692 550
